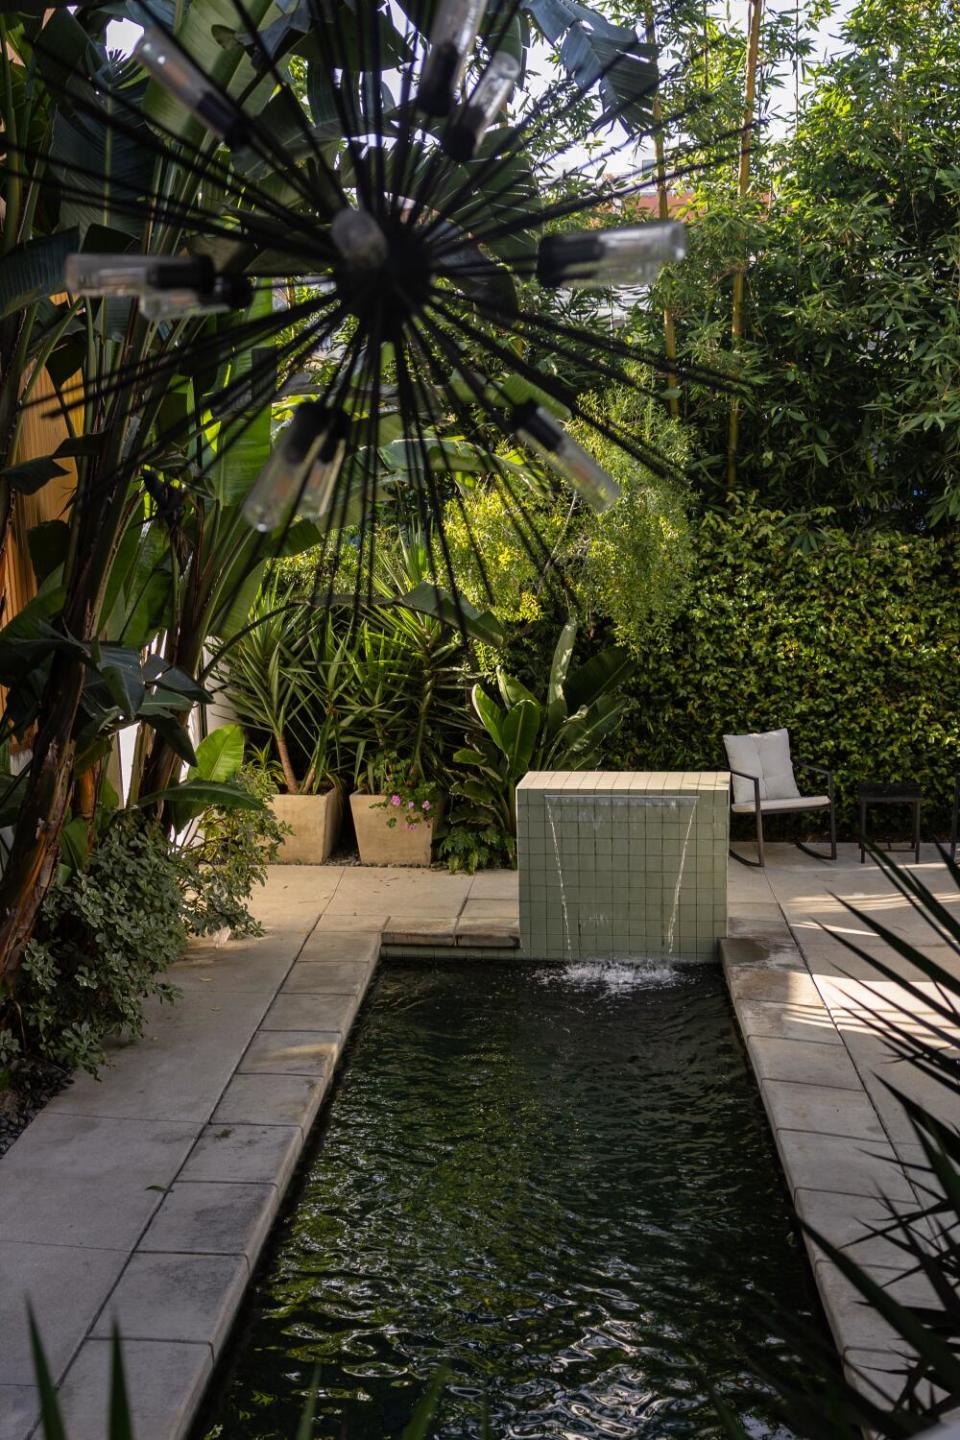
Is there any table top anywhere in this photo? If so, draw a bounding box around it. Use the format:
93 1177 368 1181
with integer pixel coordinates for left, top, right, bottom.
856 781 922 800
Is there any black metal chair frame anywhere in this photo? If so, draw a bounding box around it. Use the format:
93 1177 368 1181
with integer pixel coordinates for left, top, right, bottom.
952 775 959 862
726 758 837 868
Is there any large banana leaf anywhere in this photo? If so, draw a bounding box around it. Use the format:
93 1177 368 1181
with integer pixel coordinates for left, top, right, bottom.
564 645 634 713
0 229 79 318
500 699 541 779
548 618 577 708
142 0 275 138
213 283 276 506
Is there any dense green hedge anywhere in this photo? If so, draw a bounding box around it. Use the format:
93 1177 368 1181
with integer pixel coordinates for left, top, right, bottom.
610 506 960 839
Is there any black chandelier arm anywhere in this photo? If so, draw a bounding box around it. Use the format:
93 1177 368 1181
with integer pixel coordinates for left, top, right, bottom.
428 131 744 268
407 315 576 613
229 0 350 213
29 23 321 248
308 0 378 216
31 291 336 424
128 0 324 219
401 321 499 609
426 288 675 481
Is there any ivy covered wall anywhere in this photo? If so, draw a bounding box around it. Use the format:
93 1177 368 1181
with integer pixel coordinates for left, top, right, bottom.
611 505 960 838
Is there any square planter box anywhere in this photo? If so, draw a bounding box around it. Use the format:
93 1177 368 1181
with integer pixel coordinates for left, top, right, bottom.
270 789 342 864
350 794 436 866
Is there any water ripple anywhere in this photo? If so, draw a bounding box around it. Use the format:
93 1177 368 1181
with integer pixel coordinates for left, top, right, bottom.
199 963 822 1440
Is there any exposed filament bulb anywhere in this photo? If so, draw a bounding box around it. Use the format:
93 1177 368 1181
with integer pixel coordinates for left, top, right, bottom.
537 221 687 289
242 405 346 533
417 0 489 117
64 254 252 319
446 51 521 161
512 402 619 513
133 25 249 148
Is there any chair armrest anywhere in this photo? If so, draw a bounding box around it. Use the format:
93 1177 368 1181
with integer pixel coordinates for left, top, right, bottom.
727 768 761 810
793 759 834 795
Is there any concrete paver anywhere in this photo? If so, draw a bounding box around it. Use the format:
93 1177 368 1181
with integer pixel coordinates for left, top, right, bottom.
210 1072 329 1130
91 1253 248 1352
139 1182 279 1260
0 1114 199 1249
724 843 959 1399
238 1029 338 1074
179 1123 302 1188
0 1244 127 1386
262 990 359 1032
2 849 954 1437
54 1339 211 1440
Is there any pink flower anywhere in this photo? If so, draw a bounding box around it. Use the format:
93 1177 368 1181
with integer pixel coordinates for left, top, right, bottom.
390 794 401 806
405 823 415 831
421 800 431 812
407 800 415 809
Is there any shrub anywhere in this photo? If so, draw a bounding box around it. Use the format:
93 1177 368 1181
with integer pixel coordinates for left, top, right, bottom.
177 764 288 939
8 812 185 1076
609 504 960 836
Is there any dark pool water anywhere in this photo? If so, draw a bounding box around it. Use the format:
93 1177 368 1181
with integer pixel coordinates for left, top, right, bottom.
198 960 824 1440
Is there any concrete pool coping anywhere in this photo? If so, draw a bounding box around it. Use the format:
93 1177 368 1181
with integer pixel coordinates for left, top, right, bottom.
1 849 955 1436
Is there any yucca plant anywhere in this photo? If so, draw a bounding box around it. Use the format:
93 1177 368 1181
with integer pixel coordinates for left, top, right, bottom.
222 581 351 798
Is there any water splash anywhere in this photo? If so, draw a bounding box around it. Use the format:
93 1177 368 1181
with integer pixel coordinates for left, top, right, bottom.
536 958 692 992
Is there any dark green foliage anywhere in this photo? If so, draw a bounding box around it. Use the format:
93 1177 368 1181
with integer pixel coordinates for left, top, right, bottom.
177 764 288 940
444 622 633 866
634 0 960 524
7 812 184 1075
607 505 960 837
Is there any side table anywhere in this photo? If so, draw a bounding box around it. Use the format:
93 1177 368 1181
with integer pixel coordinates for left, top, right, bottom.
857 781 921 865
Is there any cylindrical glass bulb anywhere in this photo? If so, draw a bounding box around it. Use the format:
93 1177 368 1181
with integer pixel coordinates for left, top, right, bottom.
513 402 619 512
417 0 488 117
134 26 249 147
537 221 687 289
65 253 212 298
446 51 520 161
139 274 253 321
242 404 337 532
297 427 348 523
330 208 388 270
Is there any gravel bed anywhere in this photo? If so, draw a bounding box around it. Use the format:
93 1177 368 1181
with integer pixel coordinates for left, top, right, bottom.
0 1057 70 1158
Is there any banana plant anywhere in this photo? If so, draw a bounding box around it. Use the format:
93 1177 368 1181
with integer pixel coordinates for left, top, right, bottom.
451 619 634 841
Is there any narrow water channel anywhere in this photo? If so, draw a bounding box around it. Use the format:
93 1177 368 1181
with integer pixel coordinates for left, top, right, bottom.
198 960 824 1439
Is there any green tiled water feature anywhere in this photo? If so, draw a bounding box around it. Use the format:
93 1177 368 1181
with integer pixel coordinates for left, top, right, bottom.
517 773 729 960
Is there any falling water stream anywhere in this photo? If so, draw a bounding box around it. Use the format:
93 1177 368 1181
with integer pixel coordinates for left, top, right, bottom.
197 961 824 1440
543 794 700 960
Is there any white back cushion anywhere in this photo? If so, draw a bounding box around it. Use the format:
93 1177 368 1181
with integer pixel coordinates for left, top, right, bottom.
723 728 801 807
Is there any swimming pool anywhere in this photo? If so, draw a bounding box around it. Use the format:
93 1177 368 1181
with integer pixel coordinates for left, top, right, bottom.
197 959 824 1438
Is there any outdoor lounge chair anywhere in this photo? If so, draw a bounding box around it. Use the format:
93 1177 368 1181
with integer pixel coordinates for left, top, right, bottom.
952 776 959 861
723 727 837 868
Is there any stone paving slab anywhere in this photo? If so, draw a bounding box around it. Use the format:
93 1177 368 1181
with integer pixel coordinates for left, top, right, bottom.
722 844 960 1399
5 848 953 1436
53 1339 212 1440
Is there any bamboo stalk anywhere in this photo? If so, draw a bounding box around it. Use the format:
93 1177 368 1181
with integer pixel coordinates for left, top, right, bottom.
643 0 680 420
726 0 763 490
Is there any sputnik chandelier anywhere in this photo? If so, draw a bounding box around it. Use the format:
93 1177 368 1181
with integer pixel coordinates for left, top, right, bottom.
46 0 737 601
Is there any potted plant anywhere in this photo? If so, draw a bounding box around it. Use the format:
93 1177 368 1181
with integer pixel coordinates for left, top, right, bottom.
350 753 441 866
222 595 346 863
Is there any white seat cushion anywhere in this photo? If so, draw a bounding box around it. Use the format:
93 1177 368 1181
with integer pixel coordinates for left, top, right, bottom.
731 795 830 814
723 728 801 807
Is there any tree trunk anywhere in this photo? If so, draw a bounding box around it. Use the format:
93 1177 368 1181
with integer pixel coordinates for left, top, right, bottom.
726 0 764 489
0 649 85 988
643 0 680 420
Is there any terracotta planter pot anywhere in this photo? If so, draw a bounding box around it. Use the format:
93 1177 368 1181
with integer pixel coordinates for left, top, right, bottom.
270 789 342 864
350 794 437 866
